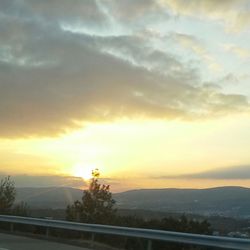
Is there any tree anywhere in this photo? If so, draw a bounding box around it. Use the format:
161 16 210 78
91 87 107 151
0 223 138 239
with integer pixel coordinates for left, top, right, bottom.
0 176 16 214
66 169 116 224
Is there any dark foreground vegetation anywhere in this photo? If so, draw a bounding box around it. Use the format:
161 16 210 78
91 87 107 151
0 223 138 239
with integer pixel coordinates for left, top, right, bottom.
65 170 211 249
0 174 214 249
0 176 29 216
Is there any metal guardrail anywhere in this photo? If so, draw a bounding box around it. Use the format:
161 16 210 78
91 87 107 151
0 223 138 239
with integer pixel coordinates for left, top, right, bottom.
1 215 250 250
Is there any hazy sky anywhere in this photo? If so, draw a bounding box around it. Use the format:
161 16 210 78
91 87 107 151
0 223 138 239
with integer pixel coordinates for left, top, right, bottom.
0 0 250 191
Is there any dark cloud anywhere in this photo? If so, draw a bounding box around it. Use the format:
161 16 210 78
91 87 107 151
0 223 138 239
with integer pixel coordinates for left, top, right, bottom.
0 173 86 187
5 0 106 24
0 1 249 137
0 173 127 192
156 165 250 180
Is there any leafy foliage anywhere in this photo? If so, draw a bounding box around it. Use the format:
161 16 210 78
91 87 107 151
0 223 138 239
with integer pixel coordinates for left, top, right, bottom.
66 169 116 224
0 176 16 214
108 215 211 250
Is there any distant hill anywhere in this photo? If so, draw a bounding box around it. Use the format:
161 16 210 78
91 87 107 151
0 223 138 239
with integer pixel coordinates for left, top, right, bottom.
114 186 250 217
16 186 250 217
16 187 83 209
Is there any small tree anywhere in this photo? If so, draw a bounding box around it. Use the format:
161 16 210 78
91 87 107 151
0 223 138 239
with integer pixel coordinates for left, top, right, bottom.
0 176 16 214
66 169 116 224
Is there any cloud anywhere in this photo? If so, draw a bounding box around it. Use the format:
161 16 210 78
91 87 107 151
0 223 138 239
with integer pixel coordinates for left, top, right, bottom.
171 33 222 71
0 173 130 192
102 0 158 19
222 44 250 59
103 0 169 26
0 1 249 137
156 165 250 180
94 34 185 74
21 0 106 24
160 0 250 32
0 173 86 187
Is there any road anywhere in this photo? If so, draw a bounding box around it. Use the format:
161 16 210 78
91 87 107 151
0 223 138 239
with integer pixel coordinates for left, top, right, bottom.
0 233 91 250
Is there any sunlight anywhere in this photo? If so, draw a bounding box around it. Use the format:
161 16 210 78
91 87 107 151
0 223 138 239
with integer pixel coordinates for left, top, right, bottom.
72 163 95 180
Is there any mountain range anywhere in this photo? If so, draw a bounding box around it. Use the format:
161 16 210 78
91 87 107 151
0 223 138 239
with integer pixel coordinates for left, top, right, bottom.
16 186 250 217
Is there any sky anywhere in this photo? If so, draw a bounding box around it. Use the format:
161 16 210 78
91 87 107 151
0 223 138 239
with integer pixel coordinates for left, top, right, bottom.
0 0 250 192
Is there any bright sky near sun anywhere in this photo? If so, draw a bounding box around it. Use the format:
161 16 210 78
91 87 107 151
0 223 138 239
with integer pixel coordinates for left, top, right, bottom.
0 0 250 191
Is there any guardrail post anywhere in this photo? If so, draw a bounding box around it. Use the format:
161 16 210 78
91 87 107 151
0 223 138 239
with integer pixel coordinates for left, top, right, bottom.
91 232 95 248
10 223 14 232
147 239 152 250
46 227 50 238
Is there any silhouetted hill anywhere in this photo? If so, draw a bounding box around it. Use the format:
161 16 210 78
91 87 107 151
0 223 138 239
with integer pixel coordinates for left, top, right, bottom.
16 187 83 209
114 186 250 217
16 186 250 217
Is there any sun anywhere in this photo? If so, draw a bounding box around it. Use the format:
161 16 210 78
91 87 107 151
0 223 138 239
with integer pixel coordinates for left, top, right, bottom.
72 164 94 180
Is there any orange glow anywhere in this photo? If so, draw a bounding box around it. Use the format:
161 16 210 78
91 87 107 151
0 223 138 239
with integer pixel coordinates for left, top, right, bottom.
72 163 96 180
